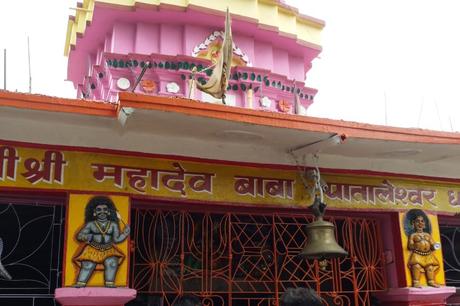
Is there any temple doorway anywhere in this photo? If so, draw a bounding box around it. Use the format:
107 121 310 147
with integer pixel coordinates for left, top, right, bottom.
128 202 387 306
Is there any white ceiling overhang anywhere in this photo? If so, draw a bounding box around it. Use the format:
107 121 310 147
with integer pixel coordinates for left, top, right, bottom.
1 93 460 180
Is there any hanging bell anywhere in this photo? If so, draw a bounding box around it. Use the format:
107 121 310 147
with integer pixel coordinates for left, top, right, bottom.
299 217 348 260
299 195 348 260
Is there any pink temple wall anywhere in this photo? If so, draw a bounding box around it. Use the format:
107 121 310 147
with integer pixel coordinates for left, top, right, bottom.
104 34 112 53
233 34 254 65
183 24 212 56
254 41 273 71
273 48 289 77
135 23 160 54
96 47 103 66
98 21 306 80
160 24 183 56
112 22 135 54
88 53 96 76
289 56 304 81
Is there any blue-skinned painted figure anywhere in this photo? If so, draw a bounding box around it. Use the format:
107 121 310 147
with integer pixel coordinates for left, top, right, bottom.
73 196 130 288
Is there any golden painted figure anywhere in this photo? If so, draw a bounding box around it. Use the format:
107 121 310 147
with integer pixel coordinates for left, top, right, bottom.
73 196 130 288
407 214 440 288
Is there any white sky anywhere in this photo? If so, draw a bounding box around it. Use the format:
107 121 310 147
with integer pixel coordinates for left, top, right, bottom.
1 0 460 132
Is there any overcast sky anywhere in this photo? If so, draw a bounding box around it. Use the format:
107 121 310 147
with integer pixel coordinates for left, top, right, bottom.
1 0 460 132
287 0 460 131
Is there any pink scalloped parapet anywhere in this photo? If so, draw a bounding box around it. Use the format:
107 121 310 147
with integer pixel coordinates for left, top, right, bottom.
55 287 137 306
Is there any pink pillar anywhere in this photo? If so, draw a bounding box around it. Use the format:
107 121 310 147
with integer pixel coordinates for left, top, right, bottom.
375 287 456 306
55 287 137 306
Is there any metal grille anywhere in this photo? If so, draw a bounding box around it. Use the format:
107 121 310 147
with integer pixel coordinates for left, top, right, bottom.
129 206 386 306
0 194 65 306
440 224 460 287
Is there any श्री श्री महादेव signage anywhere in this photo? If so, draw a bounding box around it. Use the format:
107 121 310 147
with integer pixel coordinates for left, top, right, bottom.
1 143 460 214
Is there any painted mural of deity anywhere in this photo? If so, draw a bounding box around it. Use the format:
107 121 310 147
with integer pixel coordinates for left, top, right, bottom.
73 196 130 288
404 209 440 288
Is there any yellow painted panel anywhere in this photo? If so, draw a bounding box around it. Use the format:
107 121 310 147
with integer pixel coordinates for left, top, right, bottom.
96 0 137 5
162 0 186 6
258 2 277 24
228 0 258 19
64 20 74 56
188 0 259 17
399 212 445 287
1 143 460 214
297 22 322 44
63 194 130 287
76 10 87 34
277 8 297 35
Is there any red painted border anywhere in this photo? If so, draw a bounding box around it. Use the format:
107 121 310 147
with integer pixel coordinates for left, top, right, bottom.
0 90 116 117
390 213 408 287
438 215 460 226
1 138 460 185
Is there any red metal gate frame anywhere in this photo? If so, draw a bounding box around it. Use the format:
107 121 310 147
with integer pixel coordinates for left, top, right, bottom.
130 201 387 306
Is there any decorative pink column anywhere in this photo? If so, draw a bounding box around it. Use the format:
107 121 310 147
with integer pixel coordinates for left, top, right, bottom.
55 287 137 306
375 287 456 306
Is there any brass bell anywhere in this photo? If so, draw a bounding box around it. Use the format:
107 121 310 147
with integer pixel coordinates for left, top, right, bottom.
299 218 348 259
299 196 348 260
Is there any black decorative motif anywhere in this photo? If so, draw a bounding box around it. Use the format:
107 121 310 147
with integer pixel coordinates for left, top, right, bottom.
0 238 12 280
0 196 65 306
440 224 460 286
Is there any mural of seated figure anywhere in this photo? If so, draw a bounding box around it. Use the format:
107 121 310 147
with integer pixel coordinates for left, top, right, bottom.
73 196 130 288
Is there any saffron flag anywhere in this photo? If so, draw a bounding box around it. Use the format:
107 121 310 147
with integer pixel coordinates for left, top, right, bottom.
197 8 233 102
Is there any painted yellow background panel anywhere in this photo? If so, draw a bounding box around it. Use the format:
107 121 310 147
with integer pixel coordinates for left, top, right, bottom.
1 143 460 214
63 194 130 287
399 212 445 287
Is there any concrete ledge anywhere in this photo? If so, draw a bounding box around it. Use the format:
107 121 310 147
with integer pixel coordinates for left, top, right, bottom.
447 287 460 305
375 286 456 306
55 287 137 306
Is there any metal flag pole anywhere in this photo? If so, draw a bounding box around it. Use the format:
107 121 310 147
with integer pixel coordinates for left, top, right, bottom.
131 61 150 92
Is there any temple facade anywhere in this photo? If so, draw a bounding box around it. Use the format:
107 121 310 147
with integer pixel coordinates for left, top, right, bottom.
0 1 459 306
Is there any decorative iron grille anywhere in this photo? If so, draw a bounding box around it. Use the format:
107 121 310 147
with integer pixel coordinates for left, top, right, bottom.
440 223 460 287
129 205 387 306
0 194 65 306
